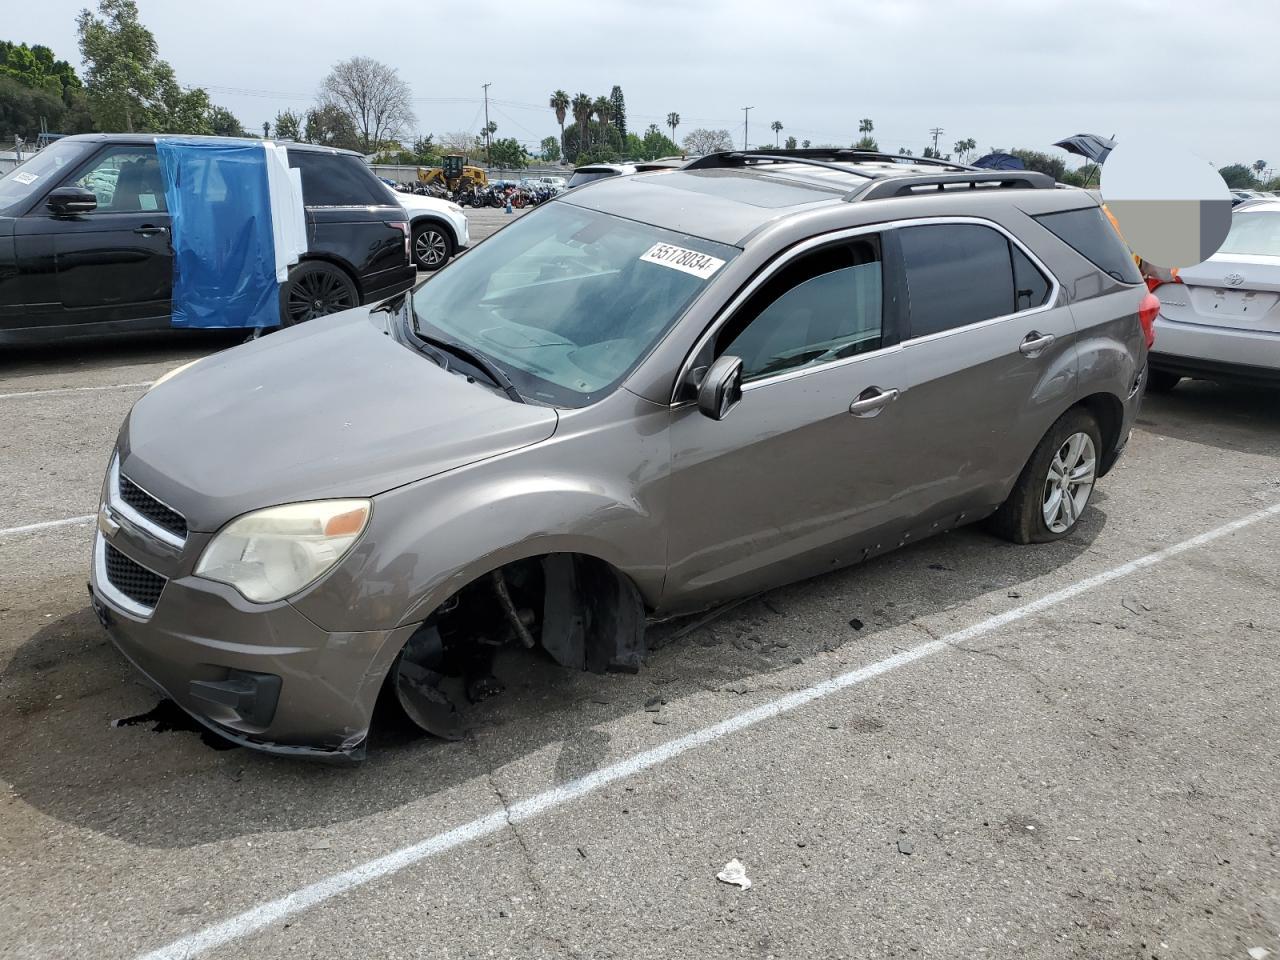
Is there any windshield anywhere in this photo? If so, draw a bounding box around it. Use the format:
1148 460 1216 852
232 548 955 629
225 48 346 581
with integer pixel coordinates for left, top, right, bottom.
0 139 91 213
1218 211 1280 258
567 169 618 189
410 201 738 406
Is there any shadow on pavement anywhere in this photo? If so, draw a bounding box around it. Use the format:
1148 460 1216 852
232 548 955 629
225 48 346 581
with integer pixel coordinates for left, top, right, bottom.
0 513 1104 849
1138 380 1280 458
0 330 240 381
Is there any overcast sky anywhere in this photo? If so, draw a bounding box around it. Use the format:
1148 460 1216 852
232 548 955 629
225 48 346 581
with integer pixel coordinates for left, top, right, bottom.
8 0 1276 169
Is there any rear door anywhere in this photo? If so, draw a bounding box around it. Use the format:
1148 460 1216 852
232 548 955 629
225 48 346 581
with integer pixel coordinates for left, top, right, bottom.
890 219 1078 511
21 143 172 330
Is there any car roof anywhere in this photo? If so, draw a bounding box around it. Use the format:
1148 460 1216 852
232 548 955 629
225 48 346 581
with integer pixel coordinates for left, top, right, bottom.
52 132 364 158
573 163 636 173
559 149 1074 246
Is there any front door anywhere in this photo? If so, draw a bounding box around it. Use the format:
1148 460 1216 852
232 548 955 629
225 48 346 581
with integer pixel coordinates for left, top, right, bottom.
665 234 917 610
23 144 172 331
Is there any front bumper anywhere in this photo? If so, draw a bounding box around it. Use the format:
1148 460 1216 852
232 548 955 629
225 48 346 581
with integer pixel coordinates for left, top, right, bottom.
89 529 414 761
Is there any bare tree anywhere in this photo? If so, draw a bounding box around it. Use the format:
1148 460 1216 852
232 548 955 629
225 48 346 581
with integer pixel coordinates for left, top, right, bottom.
319 56 415 154
681 128 734 156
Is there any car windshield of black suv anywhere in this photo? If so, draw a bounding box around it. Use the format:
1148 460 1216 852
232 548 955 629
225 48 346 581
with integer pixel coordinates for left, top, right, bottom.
0 138 89 212
410 202 739 406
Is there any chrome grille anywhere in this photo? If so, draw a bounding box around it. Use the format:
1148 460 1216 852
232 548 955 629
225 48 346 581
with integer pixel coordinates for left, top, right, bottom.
103 542 166 610
118 473 188 540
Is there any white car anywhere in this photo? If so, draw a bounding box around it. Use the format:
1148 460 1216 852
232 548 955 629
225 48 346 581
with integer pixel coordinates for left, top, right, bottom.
566 163 637 189
1149 199 1280 390
394 191 470 271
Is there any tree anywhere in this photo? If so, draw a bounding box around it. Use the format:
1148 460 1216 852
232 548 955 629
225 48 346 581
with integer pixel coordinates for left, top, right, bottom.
770 120 783 147
489 137 527 169
76 0 211 133
682 128 734 156
273 109 303 141
319 56 415 154
304 103 359 150
666 111 680 145
784 135 797 151
609 85 626 141
540 136 561 163
549 89 569 160
571 92 592 155
953 138 976 163
208 106 244 138
898 147 913 156
1253 160 1268 179
592 95 613 149
439 130 476 157
858 118 873 139
801 139 811 148
0 41 93 140
562 118 622 164
624 125 680 161
261 121 269 138
854 135 878 150
1218 164 1259 189
0 78 67 141
1008 149 1065 181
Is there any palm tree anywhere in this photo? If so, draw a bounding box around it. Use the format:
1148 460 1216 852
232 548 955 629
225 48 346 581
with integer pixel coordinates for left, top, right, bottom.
953 138 977 163
571 92 592 156
1254 160 1268 179
593 95 613 153
858 118 874 138
667 112 680 147
549 90 569 159
770 120 783 147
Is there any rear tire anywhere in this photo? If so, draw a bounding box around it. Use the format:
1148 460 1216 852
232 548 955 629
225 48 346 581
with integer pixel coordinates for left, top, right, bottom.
279 261 358 327
412 222 453 271
1146 368 1182 393
987 408 1102 544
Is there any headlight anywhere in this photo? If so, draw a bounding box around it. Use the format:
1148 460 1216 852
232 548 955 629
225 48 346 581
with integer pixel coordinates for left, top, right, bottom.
195 500 371 603
151 359 200 391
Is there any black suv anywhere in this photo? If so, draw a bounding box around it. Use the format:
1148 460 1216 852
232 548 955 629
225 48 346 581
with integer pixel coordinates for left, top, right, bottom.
0 134 416 344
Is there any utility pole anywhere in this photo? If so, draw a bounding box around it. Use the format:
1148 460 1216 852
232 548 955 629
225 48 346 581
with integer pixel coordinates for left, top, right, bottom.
742 106 753 151
482 82 492 166
929 126 944 156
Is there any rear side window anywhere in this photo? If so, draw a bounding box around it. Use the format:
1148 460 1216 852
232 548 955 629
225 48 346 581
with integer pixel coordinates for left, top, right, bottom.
1034 206 1143 283
717 238 883 381
1217 211 1280 257
899 224 1016 337
1011 246 1051 312
287 150 391 206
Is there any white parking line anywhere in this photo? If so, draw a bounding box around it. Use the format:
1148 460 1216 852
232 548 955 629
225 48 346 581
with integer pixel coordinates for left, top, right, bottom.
130 499 1280 960
0 381 152 400
0 515 96 539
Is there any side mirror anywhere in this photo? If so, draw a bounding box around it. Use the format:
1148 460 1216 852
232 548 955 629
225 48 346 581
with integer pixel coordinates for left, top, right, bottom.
46 186 97 216
696 354 744 420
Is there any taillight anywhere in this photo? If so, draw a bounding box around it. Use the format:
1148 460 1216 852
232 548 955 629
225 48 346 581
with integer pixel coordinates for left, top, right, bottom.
1137 292 1159 348
391 221 410 260
1144 266 1181 293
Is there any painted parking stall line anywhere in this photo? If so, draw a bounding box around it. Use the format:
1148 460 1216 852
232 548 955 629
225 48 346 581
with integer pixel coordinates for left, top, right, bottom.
129 500 1280 960
0 515 96 539
0 381 152 401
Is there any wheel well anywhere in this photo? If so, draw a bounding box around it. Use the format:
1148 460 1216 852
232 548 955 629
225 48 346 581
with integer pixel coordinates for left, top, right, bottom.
294 254 363 299
408 552 647 675
1077 391 1124 476
410 216 456 247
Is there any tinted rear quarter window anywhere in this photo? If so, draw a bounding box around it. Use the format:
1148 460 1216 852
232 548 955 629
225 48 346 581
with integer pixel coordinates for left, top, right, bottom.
899 223 1015 337
1034 206 1143 283
287 151 391 206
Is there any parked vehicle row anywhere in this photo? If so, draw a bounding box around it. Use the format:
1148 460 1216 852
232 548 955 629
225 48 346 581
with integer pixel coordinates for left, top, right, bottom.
88 149 1152 759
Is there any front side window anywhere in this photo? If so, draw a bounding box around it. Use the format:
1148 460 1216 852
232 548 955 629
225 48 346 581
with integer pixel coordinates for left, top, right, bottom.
0 138 91 212
288 150 390 206
716 239 883 382
899 223 1021 337
411 202 738 406
72 145 168 213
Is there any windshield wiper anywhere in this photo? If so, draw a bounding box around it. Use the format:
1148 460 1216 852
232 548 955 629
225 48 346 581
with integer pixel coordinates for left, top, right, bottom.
405 298 524 403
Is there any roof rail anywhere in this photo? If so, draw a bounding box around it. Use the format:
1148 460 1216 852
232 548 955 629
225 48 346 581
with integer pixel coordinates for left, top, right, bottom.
685 149 972 173
849 171 1055 201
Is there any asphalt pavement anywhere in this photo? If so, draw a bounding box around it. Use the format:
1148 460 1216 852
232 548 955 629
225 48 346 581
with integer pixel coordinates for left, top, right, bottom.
2 205 1279 959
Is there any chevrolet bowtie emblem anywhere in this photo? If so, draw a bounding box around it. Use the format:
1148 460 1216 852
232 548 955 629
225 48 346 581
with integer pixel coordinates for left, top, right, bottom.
98 506 120 538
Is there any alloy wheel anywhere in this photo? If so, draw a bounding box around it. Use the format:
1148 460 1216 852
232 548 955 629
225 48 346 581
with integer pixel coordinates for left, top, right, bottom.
415 230 448 267
1042 431 1097 534
286 269 356 324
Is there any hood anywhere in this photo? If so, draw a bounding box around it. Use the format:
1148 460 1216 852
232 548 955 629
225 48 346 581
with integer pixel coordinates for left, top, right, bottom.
397 193 460 216
120 308 558 532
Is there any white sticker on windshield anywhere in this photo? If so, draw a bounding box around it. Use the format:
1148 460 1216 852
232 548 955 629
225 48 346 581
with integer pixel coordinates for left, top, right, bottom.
13 171 38 185
639 242 725 280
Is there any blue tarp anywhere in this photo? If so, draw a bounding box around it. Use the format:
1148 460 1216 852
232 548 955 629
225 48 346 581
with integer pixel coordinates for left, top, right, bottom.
156 139 278 328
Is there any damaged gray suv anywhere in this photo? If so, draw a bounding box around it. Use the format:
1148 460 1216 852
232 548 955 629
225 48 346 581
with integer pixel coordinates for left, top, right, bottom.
90 150 1154 760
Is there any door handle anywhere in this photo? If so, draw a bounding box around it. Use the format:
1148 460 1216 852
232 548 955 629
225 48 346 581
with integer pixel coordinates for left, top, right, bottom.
849 386 900 418
1019 331 1055 356
133 225 169 235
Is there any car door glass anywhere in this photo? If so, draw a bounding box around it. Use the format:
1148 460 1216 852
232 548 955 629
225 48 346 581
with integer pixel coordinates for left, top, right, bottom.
717 239 883 382
71 146 167 213
287 151 388 206
1011 244 1051 311
899 223 1016 337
